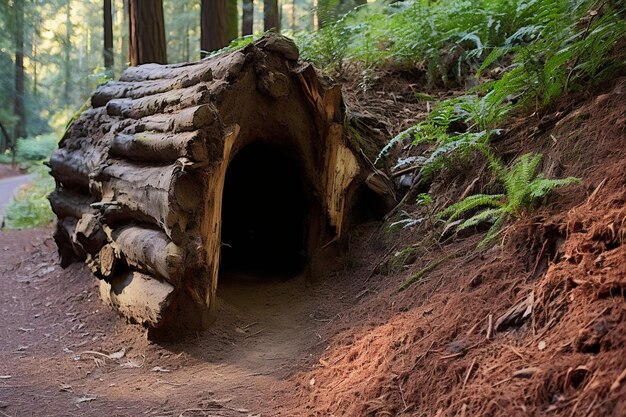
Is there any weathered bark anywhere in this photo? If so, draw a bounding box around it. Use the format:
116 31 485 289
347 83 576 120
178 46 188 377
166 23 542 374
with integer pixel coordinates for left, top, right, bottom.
48 189 97 219
99 271 174 327
264 0 280 32
95 160 202 242
53 217 84 267
104 0 114 74
14 0 26 139
109 225 185 285
74 214 107 255
49 148 92 189
201 0 230 57
128 0 167 66
110 131 208 162
242 0 253 36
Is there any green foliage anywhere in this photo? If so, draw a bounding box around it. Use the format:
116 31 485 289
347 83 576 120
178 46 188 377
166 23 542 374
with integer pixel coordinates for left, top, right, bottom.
438 152 581 247
0 133 58 163
3 163 55 229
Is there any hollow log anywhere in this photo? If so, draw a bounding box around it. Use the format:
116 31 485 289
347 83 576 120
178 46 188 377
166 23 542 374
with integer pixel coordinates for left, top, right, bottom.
99 271 174 327
109 225 185 285
110 131 208 163
50 33 389 338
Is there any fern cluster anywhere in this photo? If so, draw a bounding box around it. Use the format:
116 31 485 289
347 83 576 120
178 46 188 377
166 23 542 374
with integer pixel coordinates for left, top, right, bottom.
438 152 580 246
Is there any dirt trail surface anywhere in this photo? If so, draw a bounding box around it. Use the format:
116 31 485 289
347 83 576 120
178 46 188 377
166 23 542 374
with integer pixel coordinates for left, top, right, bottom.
0 175 32 216
0 227 363 416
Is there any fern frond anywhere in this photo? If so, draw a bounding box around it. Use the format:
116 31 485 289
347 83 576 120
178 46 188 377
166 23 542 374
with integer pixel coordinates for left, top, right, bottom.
457 207 504 230
437 193 505 221
529 176 581 199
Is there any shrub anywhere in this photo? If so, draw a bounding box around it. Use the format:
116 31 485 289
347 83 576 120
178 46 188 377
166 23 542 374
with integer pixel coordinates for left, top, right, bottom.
3 163 55 229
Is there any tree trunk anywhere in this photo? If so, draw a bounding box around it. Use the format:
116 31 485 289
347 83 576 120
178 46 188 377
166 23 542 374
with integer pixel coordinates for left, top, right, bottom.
63 0 72 105
122 0 129 67
200 0 230 57
227 0 238 40
242 0 253 36
104 0 114 75
264 0 280 32
128 0 167 66
14 0 26 139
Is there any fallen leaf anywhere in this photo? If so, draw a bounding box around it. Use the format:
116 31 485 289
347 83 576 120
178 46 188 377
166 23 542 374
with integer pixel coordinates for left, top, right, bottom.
538 341 546 351
59 383 72 392
309 378 316 386
15 345 28 351
151 366 170 373
0 375 11 379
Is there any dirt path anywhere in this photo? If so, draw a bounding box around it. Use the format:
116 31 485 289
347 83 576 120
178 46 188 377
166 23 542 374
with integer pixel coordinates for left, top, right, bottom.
0 174 32 217
0 227 353 417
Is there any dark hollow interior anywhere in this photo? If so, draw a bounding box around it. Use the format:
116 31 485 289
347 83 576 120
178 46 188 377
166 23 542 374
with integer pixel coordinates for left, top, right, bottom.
219 142 308 279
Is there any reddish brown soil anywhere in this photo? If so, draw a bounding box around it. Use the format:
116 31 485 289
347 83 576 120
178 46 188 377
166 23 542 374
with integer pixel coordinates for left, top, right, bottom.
1 76 625 417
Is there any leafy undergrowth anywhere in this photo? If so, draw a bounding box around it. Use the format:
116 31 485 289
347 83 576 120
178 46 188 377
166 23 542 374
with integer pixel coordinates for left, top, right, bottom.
277 75 626 415
3 163 55 229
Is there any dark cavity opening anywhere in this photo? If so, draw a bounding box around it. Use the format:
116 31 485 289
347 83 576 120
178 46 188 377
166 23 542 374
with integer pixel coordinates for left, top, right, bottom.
219 142 308 279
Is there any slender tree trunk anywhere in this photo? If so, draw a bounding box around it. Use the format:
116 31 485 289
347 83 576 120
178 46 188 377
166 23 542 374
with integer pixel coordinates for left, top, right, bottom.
32 33 38 96
264 0 280 32
104 0 114 75
122 0 129 67
289 0 295 32
128 0 167 66
200 0 229 57
14 0 26 139
227 0 237 40
63 0 72 105
312 0 318 31
242 0 253 36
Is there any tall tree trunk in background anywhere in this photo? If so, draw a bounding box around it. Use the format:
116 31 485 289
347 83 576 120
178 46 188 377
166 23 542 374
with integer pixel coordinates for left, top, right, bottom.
242 0 253 36
14 0 26 139
264 0 280 32
104 0 114 75
128 0 167 66
32 33 38 97
290 0 295 32
63 0 72 105
312 0 318 31
200 0 229 57
227 0 237 40
122 0 129 67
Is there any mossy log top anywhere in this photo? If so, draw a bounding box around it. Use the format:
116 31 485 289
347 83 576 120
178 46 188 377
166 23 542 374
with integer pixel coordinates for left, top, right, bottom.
49 33 389 339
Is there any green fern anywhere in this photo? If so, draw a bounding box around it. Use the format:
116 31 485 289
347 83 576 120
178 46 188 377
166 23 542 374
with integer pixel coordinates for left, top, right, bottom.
437 152 580 247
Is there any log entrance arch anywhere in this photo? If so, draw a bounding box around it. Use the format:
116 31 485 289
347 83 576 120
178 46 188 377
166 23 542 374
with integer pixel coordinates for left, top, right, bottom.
219 141 309 278
49 34 391 339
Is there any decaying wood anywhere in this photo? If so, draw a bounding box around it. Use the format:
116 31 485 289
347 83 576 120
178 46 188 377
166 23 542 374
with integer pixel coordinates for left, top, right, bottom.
74 214 106 256
110 131 208 162
109 225 185 285
53 217 84 267
49 149 92 189
99 271 174 327
48 189 97 220
50 33 387 337
96 160 202 242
